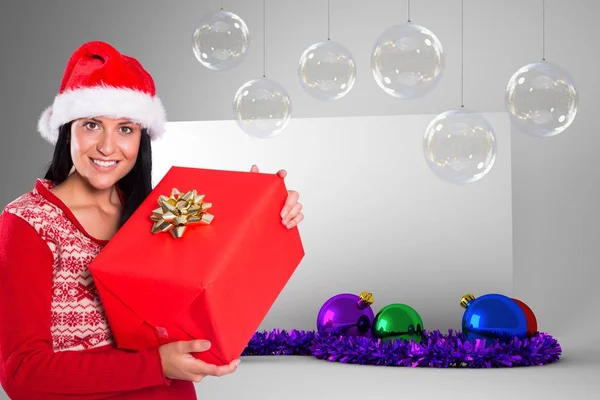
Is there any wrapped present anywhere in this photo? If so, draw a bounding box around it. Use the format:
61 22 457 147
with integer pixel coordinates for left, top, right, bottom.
89 166 305 365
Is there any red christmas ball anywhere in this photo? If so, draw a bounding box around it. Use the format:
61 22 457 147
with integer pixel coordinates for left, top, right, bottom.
512 298 538 336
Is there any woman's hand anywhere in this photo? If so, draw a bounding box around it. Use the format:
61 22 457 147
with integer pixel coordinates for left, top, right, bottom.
250 165 304 229
159 340 239 383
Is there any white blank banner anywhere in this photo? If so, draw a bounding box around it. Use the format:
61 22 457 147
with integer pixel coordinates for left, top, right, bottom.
151 113 512 332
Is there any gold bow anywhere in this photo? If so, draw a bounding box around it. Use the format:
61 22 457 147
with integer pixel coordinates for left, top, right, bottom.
150 188 214 239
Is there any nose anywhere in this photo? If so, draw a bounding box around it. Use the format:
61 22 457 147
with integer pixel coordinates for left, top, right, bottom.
97 129 117 156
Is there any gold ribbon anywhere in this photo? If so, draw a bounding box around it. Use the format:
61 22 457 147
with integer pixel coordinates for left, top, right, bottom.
150 188 214 239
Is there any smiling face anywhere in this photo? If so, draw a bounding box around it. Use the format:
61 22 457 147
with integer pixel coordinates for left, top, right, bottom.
70 116 142 190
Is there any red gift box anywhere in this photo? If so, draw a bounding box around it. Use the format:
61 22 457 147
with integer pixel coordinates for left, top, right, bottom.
89 166 305 365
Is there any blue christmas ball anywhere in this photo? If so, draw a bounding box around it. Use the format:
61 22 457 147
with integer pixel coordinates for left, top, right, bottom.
460 293 528 346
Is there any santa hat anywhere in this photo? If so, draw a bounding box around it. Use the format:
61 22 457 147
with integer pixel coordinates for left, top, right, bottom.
38 41 167 144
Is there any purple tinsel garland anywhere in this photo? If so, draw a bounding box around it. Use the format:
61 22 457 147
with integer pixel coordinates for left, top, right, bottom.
242 329 562 368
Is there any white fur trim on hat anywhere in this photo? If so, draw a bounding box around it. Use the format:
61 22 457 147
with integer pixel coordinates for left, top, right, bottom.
37 85 167 144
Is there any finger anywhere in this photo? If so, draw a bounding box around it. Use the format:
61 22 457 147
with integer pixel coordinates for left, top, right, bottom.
282 202 302 225
187 360 219 376
181 339 211 353
212 359 240 377
250 164 259 173
277 169 287 178
188 359 234 378
280 190 299 219
285 212 304 229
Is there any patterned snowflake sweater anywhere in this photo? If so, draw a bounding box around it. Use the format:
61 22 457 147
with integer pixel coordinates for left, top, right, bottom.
0 179 196 399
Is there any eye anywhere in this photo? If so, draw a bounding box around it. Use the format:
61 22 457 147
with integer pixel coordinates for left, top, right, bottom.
408 324 415 334
84 122 99 130
120 126 134 134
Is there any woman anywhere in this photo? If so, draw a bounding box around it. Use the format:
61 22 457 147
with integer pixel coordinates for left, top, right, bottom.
0 41 304 400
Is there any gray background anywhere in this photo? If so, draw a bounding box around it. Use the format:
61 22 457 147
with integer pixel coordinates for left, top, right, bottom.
1 0 599 399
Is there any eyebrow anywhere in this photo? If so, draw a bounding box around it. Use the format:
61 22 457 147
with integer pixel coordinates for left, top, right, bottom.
89 118 134 126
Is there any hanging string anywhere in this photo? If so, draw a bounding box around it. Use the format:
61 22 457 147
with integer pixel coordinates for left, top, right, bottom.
542 0 546 61
460 0 464 108
328 0 331 40
407 0 411 22
263 0 266 77
220 0 223 10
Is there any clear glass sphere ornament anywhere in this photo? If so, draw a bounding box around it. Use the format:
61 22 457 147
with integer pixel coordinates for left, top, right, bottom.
505 61 578 137
233 77 292 139
423 109 497 184
298 41 357 101
192 10 250 71
371 23 445 99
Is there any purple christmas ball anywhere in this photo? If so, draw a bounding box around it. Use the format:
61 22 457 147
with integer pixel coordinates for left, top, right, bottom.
316 292 375 337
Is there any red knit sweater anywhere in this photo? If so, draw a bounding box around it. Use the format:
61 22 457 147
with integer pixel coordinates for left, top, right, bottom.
0 179 197 399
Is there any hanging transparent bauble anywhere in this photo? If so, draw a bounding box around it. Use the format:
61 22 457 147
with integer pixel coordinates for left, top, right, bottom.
505 61 578 137
192 10 250 71
233 77 292 139
298 41 357 101
371 23 445 99
423 109 497 184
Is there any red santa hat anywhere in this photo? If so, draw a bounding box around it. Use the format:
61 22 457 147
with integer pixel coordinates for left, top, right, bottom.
38 41 167 144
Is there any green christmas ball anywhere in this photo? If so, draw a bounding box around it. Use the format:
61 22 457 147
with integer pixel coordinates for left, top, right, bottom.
372 303 424 343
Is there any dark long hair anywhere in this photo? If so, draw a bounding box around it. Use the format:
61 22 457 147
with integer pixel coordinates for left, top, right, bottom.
44 122 153 227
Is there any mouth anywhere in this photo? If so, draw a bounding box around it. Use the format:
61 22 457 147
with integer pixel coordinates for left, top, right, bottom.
90 158 120 171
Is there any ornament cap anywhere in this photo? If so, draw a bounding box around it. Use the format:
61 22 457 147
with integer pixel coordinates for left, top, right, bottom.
461 293 476 309
357 292 374 310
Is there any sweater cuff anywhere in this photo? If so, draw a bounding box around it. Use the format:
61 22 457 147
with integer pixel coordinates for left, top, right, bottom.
151 348 171 386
